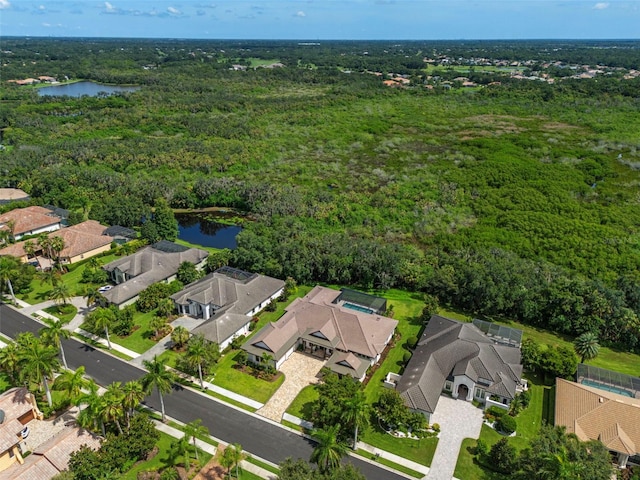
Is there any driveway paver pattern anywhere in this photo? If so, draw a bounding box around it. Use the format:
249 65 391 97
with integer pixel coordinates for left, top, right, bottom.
426 396 483 480
256 352 325 422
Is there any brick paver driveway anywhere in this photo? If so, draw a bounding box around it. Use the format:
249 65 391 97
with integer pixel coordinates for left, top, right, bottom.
426 396 484 480
257 352 325 422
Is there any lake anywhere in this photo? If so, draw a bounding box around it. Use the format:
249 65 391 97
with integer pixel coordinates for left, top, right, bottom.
38 81 140 97
175 212 242 250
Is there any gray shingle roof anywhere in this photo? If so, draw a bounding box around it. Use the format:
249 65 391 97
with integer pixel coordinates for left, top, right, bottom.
102 243 208 305
396 315 522 414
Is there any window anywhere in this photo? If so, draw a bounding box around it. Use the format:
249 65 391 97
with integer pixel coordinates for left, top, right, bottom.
475 388 484 399
444 381 452 391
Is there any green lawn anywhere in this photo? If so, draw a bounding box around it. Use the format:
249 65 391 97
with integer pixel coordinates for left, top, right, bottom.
210 350 285 404
110 309 159 354
359 421 438 467
43 304 77 323
121 432 212 480
439 308 640 377
285 385 318 419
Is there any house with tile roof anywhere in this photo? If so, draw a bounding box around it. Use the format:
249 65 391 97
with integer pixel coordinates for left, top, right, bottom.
0 427 101 480
0 388 43 473
172 267 284 349
242 286 398 381
0 189 30 205
555 377 640 468
102 240 208 308
0 206 61 241
392 315 524 422
48 220 114 265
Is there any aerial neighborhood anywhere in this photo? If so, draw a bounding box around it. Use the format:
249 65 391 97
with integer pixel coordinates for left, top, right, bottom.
1 37 640 480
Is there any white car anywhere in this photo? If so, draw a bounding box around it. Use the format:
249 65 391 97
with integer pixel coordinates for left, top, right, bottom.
98 285 113 293
21 426 29 439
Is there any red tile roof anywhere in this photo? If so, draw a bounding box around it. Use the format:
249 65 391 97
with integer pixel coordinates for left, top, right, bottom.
0 206 60 237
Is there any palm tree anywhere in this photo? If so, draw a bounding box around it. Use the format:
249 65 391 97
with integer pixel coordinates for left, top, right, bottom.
38 233 52 258
53 366 89 404
87 257 100 272
83 286 103 308
221 443 245 479
40 317 71 369
157 298 174 319
102 382 125 435
0 255 20 304
574 332 600 363
38 268 61 288
140 355 176 423
185 334 216 389
183 419 209 461
169 435 193 470
49 282 71 306
340 391 370 450
122 380 145 430
76 379 102 432
171 325 189 349
310 424 348 473
49 235 66 270
0 342 21 383
19 338 60 408
23 240 42 269
91 307 116 350
149 315 166 339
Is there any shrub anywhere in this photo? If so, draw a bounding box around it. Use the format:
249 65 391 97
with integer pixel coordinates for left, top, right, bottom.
406 336 418 349
486 406 507 419
475 438 488 457
496 414 517 435
488 438 517 474
431 423 440 433
265 300 277 312
403 351 412 363
230 335 246 350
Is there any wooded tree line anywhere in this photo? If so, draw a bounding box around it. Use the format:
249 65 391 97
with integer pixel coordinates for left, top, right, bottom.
3 39 640 353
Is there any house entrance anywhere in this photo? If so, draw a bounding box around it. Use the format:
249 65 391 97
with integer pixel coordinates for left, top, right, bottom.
457 384 469 401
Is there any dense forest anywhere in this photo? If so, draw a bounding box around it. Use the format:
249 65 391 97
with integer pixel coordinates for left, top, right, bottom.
3 38 640 351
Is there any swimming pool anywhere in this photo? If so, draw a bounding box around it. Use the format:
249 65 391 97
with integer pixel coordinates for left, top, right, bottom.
581 379 634 397
343 302 374 314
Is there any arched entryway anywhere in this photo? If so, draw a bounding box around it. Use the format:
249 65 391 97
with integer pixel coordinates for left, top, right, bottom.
457 384 469 400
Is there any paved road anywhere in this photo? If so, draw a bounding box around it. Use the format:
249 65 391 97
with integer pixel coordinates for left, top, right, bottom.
0 304 407 480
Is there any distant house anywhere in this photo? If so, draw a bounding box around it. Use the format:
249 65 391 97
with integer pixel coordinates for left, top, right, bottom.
242 286 397 381
173 267 284 349
0 206 62 241
102 240 208 308
0 388 43 473
392 315 525 422
48 220 114 265
0 189 30 205
555 378 640 468
103 225 137 245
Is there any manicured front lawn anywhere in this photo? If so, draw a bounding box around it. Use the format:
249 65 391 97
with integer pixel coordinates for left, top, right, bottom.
285 384 318 419
360 421 438 467
210 350 285 404
110 309 159 354
43 304 77 323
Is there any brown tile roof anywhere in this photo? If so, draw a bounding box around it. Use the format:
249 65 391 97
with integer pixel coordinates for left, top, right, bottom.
245 286 397 363
33 427 101 470
0 388 37 423
0 188 29 202
0 457 59 480
0 241 28 258
49 221 113 259
0 418 23 452
555 378 640 456
0 206 60 237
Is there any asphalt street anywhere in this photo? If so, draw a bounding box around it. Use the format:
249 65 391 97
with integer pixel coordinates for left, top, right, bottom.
0 304 408 480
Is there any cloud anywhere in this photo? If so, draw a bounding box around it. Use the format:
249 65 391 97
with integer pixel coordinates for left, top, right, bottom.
593 2 609 9
295 10 306 17
0 0 10 10
167 6 182 15
103 1 118 13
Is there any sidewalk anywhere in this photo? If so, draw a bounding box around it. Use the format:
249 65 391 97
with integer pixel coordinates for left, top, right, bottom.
153 419 277 479
357 442 430 476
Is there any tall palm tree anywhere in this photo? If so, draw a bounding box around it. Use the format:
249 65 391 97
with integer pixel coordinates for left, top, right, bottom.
122 380 145 430
38 233 52 258
0 255 20 304
53 366 89 404
221 443 245 479
340 390 370 450
38 268 61 288
40 317 71 369
185 334 214 389
574 332 600 363
19 338 60 408
49 282 71 306
169 435 193 470
150 315 166 339
157 298 175 319
0 342 21 383
183 419 209 461
91 307 116 350
310 424 348 473
102 382 125 435
76 379 102 432
140 355 176 423
49 235 66 270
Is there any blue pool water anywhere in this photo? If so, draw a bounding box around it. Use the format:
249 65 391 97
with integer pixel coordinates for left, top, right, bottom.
581 379 633 397
343 303 374 314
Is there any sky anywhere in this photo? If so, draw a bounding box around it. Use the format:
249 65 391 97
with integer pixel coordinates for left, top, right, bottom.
1 0 639 40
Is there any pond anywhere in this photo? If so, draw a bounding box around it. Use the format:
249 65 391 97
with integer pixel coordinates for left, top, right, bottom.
38 81 140 97
175 212 243 250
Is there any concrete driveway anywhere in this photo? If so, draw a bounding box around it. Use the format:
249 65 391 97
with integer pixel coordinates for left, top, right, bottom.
426 396 484 480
